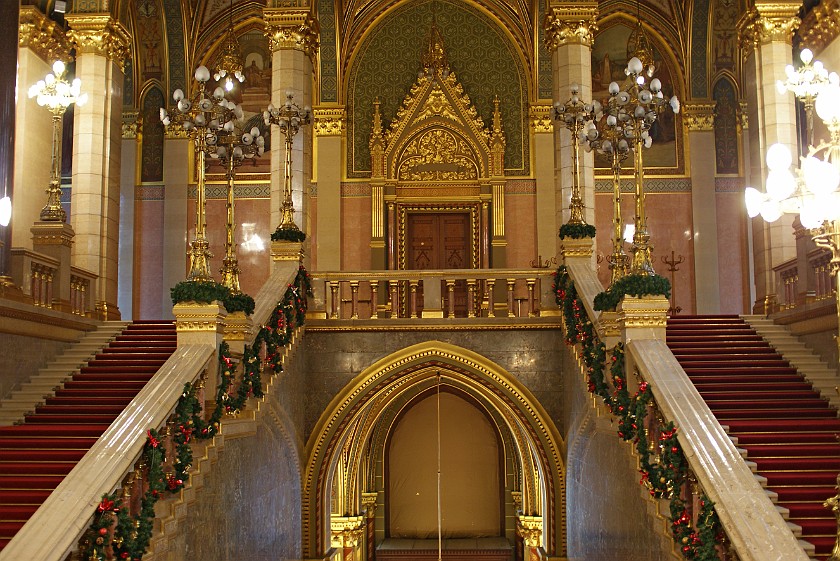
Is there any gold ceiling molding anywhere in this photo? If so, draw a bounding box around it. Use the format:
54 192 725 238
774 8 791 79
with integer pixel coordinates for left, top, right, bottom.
18 6 71 64
529 104 553 134
264 7 320 61
65 14 131 70
738 3 801 46
799 0 840 54
313 107 346 136
682 103 716 132
543 2 599 50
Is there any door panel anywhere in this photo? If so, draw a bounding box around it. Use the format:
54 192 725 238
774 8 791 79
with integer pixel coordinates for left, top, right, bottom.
407 213 470 316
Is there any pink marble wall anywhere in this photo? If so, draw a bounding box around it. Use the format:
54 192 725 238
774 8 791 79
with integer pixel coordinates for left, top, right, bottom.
187 197 272 298
504 193 537 268
715 192 750 314
594 192 696 315
134 199 165 319
341 197 372 270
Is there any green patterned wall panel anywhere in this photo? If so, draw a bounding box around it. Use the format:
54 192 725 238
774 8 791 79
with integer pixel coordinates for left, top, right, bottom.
538 6 552 100
691 0 709 98
318 0 337 103
163 0 186 96
348 0 528 178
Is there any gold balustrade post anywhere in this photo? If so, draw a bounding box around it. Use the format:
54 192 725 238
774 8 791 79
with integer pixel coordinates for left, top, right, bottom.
329 280 340 319
506 279 516 318
446 280 456 318
389 281 398 318
409 280 419 318
486 278 496 317
467 279 477 318
370 280 379 320
350 280 359 320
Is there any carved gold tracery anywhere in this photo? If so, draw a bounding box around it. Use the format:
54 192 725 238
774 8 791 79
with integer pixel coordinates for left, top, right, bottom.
370 25 505 268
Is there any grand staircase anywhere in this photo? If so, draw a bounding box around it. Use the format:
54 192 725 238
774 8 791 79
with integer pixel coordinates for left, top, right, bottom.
0 320 176 551
667 315 840 560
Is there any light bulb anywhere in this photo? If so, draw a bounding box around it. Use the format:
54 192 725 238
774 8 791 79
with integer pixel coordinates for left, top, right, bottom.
800 48 814 65
765 169 796 201
52 60 65 75
0 196 12 227
759 199 783 222
766 143 792 171
744 187 763 218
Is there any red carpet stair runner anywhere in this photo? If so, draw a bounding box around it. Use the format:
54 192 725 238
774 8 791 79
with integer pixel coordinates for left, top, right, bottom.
667 315 839 560
0 320 176 551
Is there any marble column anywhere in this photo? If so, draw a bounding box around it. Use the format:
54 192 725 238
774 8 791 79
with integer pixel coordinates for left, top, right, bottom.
683 103 721 313
738 2 800 313
0 4 15 276
264 6 318 254
530 105 559 265
544 2 599 258
161 129 191 319
118 111 139 318
66 13 130 320
313 107 344 270
15 7 70 253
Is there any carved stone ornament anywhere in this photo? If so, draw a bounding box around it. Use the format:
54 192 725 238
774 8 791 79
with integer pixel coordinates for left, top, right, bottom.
330 515 365 548
682 103 716 132
264 8 319 61
529 105 553 134
560 237 594 259
516 515 543 548
739 3 801 46
122 111 140 139
799 0 840 54
19 6 71 64
543 3 599 50
271 239 304 263
65 14 131 70
738 100 749 130
313 107 346 137
617 295 670 330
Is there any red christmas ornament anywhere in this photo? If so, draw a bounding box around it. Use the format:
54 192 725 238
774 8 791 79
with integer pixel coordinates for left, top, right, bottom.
99 527 108 536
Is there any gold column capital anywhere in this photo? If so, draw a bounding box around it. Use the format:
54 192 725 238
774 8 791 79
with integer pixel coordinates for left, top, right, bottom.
682 103 716 132
543 2 599 50
516 515 543 548
19 6 72 64
330 515 365 548
739 4 801 46
738 100 750 130
122 110 140 139
799 0 840 54
264 7 319 60
361 491 378 517
529 104 553 134
313 107 346 136
66 13 131 70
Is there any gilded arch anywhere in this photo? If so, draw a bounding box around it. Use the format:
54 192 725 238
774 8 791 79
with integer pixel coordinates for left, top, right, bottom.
302 341 567 558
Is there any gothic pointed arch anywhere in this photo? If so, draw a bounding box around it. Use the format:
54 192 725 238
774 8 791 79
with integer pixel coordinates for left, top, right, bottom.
303 340 566 559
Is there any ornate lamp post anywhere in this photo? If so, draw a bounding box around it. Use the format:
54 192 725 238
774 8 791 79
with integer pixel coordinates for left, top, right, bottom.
210 124 265 292
603 56 679 276
263 92 311 236
160 65 240 282
28 60 87 223
746 81 840 359
776 48 835 149
552 83 596 227
583 112 632 284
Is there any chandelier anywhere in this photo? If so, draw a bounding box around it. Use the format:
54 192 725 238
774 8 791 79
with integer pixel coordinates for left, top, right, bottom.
213 0 244 92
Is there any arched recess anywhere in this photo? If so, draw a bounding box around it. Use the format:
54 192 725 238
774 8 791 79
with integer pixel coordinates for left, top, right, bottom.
303 341 566 559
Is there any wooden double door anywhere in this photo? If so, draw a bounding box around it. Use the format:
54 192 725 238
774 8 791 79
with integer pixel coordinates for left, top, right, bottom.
406 212 471 316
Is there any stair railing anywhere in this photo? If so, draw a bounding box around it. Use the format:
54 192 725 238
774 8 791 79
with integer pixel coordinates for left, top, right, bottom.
0 263 304 561
562 241 810 561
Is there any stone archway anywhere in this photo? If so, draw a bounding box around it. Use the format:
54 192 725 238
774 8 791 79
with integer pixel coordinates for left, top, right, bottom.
302 341 566 560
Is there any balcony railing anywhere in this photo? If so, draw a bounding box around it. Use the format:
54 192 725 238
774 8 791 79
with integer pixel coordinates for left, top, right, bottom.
10 249 58 309
69 267 96 316
308 269 555 321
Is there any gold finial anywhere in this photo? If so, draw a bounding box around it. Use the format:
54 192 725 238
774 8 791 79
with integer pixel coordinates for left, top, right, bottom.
421 21 450 76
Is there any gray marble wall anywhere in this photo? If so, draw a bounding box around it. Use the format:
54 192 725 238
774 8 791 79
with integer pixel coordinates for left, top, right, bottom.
302 328 565 443
561 347 676 561
0 333 70 400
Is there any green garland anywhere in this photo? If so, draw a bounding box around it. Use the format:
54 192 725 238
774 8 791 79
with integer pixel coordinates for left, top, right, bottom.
170 281 256 317
83 266 313 561
593 273 672 312
270 226 307 242
554 266 723 560
558 222 597 240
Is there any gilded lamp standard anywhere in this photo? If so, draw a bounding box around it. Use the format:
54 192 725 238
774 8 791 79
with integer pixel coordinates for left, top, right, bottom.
583 112 632 284
552 83 595 227
604 56 679 276
776 48 834 150
745 81 840 361
160 65 241 283
210 123 265 292
263 92 311 236
28 61 88 223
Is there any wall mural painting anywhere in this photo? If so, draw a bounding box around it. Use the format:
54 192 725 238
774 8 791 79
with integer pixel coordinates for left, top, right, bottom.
713 0 739 72
136 0 165 83
591 22 680 172
206 29 272 177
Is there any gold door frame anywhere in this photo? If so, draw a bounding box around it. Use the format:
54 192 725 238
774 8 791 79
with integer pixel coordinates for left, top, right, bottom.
396 202 482 271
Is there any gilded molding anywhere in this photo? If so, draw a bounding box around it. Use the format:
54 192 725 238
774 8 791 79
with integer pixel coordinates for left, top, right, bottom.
264 8 319 60
330 515 365 548
65 14 131 70
122 110 140 139
223 311 253 342
800 0 840 53
313 107 346 137
682 103 716 132
31 231 75 248
617 295 670 329
517 515 543 548
18 6 71 64
543 4 599 50
529 105 553 134
165 121 189 139
561 238 594 258
271 239 304 262
739 4 801 46
738 101 749 130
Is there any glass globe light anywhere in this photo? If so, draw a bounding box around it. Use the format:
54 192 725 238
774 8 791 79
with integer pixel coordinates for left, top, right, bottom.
800 197 825 229
816 83 840 122
765 169 796 201
766 143 793 171
802 156 840 196
744 187 763 218
800 48 814 65
759 199 783 222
